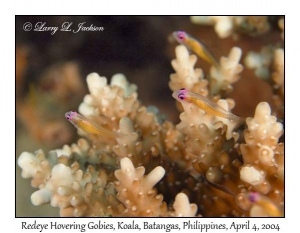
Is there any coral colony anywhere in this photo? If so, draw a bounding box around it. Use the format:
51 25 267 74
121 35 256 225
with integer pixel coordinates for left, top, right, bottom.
18 17 284 217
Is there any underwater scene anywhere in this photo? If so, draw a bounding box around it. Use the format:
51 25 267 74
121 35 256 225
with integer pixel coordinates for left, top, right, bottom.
16 16 284 217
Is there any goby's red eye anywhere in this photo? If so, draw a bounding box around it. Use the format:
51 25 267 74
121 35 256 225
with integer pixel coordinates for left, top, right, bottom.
178 94 185 100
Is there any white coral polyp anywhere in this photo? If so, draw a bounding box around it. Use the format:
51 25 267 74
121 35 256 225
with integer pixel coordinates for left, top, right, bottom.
244 47 273 79
86 73 107 96
79 72 140 119
169 45 203 91
220 47 243 82
115 158 145 188
18 151 41 178
53 145 73 157
246 102 283 143
111 73 137 97
240 166 265 186
144 166 165 191
29 164 74 206
244 52 262 69
78 102 94 116
115 158 165 193
173 193 197 217
210 47 243 95
48 164 74 188
118 117 135 135
31 189 52 206
258 145 275 166
214 16 234 38
114 117 140 158
18 150 52 180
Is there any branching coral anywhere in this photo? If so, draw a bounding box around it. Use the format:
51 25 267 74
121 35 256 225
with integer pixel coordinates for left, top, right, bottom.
236 102 284 217
18 21 284 217
244 46 284 121
169 45 207 96
191 16 271 38
244 46 274 80
18 139 116 216
112 157 166 216
169 44 243 98
209 47 243 96
240 102 284 190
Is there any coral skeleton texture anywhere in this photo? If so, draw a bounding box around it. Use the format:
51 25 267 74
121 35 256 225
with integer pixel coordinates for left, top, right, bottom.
18 18 284 217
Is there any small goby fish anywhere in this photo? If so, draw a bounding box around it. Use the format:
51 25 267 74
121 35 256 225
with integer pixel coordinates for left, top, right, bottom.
247 192 283 217
65 111 115 138
173 30 220 68
172 88 241 122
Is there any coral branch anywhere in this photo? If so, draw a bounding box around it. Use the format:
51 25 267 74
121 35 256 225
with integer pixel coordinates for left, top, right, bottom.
112 158 167 216
169 45 208 97
172 193 197 217
210 47 243 96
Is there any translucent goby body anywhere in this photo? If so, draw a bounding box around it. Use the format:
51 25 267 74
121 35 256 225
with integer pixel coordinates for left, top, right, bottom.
247 192 283 217
173 30 220 68
172 88 242 122
65 111 115 138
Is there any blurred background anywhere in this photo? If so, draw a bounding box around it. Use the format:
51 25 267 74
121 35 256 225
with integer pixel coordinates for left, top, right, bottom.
16 16 282 216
